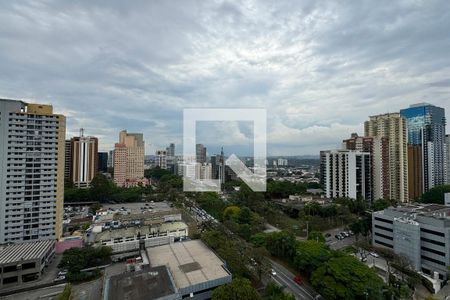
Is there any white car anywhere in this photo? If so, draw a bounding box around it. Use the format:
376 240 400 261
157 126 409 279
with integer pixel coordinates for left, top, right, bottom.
271 269 277 276
370 252 379 258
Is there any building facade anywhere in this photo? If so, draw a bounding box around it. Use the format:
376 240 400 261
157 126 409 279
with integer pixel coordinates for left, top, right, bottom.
196 144 206 164
155 150 167 169
446 135 450 184
98 152 108 173
113 130 145 187
400 103 447 195
0 99 65 243
320 150 372 201
166 143 175 157
343 133 390 200
67 130 98 188
365 113 409 202
372 205 450 282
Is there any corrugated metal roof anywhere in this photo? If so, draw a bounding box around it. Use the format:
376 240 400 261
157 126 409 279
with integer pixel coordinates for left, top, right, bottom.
0 240 55 265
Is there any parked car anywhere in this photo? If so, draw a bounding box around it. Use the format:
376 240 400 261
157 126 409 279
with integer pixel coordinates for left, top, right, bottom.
53 275 66 283
293 275 303 285
271 269 277 276
325 233 331 238
370 252 379 258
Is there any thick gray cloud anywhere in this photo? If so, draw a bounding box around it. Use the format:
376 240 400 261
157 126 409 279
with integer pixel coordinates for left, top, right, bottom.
0 0 449 155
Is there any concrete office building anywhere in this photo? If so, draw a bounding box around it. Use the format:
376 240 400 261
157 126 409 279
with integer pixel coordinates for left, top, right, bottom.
155 150 167 169
66 129 98 188
365 113 409 202
343 133 390 200
114 130 145 187
0 240 56 288
401 103 447 196
320 149 372 201
0 99 65 243
372 204 450 283
196 144 206 164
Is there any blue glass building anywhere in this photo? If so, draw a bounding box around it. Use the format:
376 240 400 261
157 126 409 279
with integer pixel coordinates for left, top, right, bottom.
400 103 446 192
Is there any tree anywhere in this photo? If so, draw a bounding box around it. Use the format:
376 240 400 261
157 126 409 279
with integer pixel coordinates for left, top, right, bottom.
90 174 115 202
308 231 325 243
294 240 332 275
265 282 295 300
212 278 261 300
238 207 253 224
223 206 241 220
311 255 385 300
265 231 297 262
421 185 450 204
372 199 395 211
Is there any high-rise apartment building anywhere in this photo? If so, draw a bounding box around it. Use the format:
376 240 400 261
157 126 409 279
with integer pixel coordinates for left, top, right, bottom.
113 130 145 187
343 133 390 200
196 144 206 164
107 149 114 169
365 113 409 202
156 150 167 169
320 149 372 201
400 103 447 194
0 99 65 243
446 135 450 184
66 129 98 188
166 143 175 157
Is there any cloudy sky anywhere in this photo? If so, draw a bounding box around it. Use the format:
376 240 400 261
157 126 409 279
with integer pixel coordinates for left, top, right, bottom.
1 0 449 156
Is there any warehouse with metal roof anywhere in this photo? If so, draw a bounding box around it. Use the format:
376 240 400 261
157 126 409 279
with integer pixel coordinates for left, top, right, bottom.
0 240 55 288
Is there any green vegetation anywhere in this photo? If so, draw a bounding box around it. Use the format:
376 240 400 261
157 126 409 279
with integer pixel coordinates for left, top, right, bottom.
57 284 71 300
420 185 450 204
307 230 325 243
58 246 112 282
264 282 295 300
65 174 153 203
212 278 261 300
311 255 385 300
201 230 254 278
261 231 389 300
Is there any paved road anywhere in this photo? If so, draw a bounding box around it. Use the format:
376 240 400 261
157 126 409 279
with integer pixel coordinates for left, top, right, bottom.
0 284 66 300
270 260 320 300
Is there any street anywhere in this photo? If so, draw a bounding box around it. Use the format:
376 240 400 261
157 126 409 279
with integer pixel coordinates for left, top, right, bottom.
270 260 321 300
0 284 66 300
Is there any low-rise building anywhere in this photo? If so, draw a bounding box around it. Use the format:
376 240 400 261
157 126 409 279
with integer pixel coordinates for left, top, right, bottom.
147 240 232 300
93 222 189 253
372 204 450 285
0 240 55 288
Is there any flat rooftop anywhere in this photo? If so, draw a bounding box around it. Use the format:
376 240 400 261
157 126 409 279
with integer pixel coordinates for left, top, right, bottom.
107 266 178 300
147 240 230 289
95 221 188 242
0 240 55 265
376 204 450 219
101 202 172 215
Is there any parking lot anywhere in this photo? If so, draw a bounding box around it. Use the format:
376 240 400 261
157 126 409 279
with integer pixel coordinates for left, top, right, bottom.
324 227 356 250
101 201 172 215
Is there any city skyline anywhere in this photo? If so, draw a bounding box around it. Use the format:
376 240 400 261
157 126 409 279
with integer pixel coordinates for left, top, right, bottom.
1 1 450 155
